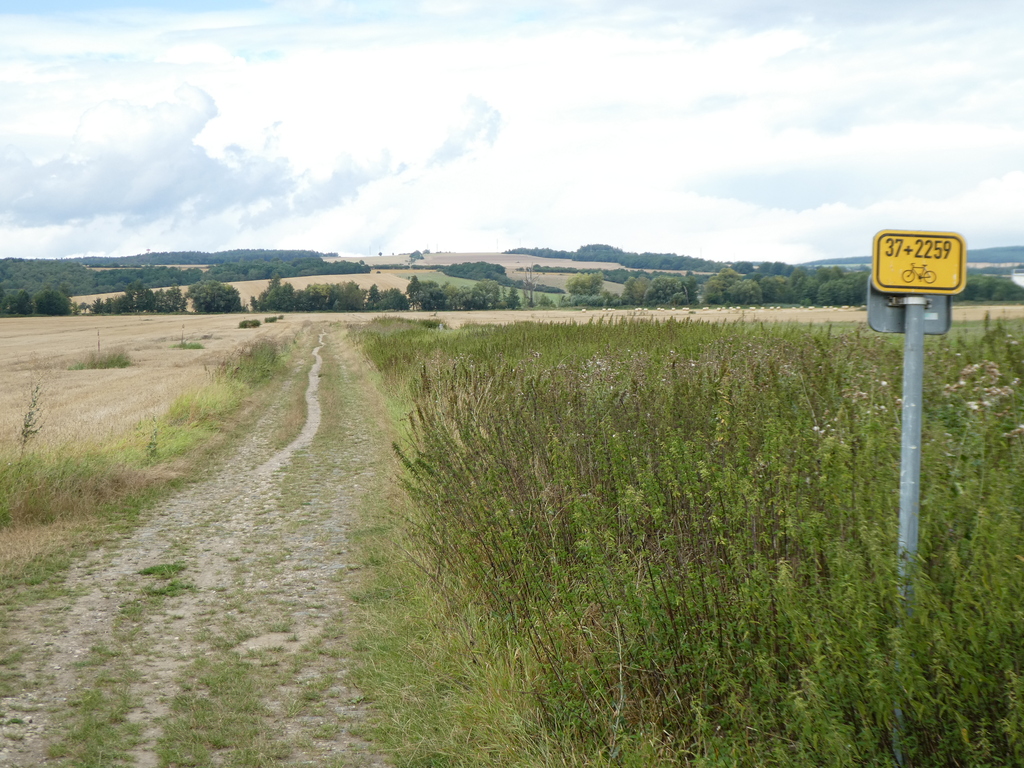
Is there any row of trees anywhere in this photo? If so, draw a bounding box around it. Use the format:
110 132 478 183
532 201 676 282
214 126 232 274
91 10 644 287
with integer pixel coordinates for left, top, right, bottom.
251 277 409 313
0 285 74 316
405 276 522 311
86 281 241 314
566 266 1024 307
89 282 189 314
565 272 703 307
703 267 868 306
565 268 872 307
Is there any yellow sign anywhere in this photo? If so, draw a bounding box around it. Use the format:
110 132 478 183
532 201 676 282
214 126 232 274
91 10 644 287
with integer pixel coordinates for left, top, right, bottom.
872 230 967 295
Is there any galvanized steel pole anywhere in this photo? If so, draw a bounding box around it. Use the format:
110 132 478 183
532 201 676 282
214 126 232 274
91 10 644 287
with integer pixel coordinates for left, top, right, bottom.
892 295 928 767
898 296 928 607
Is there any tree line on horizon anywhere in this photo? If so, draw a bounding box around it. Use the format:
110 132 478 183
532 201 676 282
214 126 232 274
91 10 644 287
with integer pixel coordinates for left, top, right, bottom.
70 248 341 266
507 243 724 272
563 265 1024 307
0 255 369 298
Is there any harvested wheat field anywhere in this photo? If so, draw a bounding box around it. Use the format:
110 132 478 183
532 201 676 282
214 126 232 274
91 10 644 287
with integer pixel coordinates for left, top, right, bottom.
0 314 302 450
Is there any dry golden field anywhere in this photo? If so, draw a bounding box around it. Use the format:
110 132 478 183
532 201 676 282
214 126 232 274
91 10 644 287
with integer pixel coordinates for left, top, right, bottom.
0 314 303 451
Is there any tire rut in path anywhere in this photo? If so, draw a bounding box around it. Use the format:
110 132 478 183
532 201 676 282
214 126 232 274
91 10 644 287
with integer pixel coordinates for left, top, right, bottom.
0 329 390 767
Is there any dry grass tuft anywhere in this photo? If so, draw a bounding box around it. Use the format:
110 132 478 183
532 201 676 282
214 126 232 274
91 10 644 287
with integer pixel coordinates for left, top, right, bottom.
0 453 165 528
0 520 76 577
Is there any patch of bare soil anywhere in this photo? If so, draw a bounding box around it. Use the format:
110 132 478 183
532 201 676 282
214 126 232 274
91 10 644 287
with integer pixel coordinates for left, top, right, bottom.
0 328 390 767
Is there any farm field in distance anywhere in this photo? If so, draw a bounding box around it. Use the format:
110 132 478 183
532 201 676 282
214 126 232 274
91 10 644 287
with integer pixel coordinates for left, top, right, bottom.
0 314 300 450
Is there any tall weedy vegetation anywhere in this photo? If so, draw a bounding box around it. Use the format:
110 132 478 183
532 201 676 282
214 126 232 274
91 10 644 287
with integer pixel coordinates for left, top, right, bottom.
356 317 1024 766
19 383 43 454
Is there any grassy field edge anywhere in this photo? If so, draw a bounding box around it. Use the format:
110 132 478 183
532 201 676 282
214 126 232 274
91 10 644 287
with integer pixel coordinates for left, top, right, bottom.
345 319 569 767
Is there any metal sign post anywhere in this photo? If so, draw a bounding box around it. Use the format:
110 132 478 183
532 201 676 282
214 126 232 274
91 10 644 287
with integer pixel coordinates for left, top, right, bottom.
894 295 927 609
868 229 966 766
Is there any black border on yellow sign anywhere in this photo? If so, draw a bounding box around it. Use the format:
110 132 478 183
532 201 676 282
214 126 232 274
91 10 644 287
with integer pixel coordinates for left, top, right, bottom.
871 230 967 295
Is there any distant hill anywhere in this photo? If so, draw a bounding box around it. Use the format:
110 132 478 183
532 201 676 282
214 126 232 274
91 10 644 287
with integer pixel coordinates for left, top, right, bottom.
802 246 1024 271
967 246 1024 264
505 244 723 273
0 251 368 297
66 249 338 266
799 256 872 268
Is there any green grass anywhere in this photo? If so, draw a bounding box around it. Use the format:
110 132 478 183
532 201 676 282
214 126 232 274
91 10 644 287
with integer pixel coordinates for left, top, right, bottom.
142 579 196 598
171 341 204 349
138 562 187 578
158 656 290 766
69 350 132 369
0 451 148 529
350 316 1024 767
394 270 477 288
47 679 141 766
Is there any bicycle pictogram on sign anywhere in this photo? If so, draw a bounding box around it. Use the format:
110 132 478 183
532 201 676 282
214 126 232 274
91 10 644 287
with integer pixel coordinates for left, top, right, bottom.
901 262 937 285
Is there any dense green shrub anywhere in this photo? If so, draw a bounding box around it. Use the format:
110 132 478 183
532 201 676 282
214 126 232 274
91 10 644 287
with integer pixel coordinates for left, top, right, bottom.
33 286 73 315
188 280 243 313
358 317 1024 766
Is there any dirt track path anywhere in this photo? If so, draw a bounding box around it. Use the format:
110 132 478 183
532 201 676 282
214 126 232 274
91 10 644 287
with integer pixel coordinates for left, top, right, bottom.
0 327 391 767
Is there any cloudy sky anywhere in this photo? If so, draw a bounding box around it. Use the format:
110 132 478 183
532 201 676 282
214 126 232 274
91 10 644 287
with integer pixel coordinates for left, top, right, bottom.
1 1 1023 263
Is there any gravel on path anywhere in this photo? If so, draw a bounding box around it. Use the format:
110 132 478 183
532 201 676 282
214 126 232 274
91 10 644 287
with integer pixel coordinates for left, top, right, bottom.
0 326 391 767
